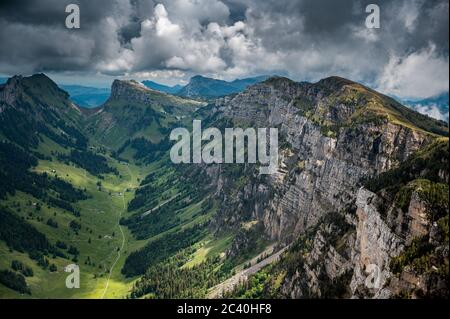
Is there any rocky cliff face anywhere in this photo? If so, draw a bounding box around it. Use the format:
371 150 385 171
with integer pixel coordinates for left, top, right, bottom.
107 79 203 113
0 76 24 109
109 80 165 105
203 76 448 298
349 188 405 298
351 177 448 298
209 77 436 243
275 178 448 299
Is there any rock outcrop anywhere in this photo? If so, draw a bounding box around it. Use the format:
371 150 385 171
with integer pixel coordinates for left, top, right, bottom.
350 188 404 298
0 76 24 109
209 77 436 243
204 76 448 298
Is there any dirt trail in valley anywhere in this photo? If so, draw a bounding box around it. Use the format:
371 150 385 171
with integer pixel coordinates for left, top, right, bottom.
100 165 131 299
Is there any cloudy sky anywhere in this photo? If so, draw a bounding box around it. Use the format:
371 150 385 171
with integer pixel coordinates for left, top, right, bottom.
0 0 448 101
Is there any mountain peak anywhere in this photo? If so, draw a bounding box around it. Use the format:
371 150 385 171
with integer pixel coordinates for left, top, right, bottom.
1 73 67 107
263 76 296 85
316 76 357 90
106 78 202 111
112 79 148 90
191 75 207 80
19 73 62 93
141 80 183 94
187 75 221 85
226 74 448 137
110 79 156 100
27 73 54 83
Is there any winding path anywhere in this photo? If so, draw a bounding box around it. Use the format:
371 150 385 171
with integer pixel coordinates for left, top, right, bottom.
100 165 132 298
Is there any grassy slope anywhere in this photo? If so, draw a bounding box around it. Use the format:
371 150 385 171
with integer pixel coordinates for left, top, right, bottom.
83 85 204 150
331 80 449 137
0 134 231 298
0 75 244 299
270 76 448 138
182 233 235 269
0 135 154 298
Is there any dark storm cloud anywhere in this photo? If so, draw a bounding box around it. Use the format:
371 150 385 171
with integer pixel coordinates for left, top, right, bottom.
118 0 155 44
235 0 448 97
0 0 448 98
0 0 123 73
245 0 448 54
0 0 115 27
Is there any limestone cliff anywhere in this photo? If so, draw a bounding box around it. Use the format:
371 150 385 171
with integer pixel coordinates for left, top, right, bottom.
208 77 444 240
204 76 448 298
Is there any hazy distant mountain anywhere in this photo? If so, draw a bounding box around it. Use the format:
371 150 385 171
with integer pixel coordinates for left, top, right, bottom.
0 77 7 84
142 80 183 94
177 75 270 99
60 85 110 108
402 92 449 122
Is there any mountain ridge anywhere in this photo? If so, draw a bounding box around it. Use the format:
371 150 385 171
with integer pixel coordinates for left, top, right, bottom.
177 74 270 99
142 80 183 95
0 72 448 299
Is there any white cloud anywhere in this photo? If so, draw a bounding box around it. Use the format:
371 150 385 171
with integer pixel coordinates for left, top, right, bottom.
376 44 449 99
410 103 449 122
95 17 134 73
126 3 228 74
154 4 182 37
116 3 282 78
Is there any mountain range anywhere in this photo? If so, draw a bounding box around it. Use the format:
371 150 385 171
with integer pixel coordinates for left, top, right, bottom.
141 80 184 95
176 75 270 98
0 73 448 299
0 75 268 109
144 75 269 98
2 76 448 124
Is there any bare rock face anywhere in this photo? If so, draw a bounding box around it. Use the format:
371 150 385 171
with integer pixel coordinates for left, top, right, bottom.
0 75 24 109
276 179 447 299
109 80 159 104
210 77 432 244
350 188 404 298
405 192 430 244
277 214 355 298
204 77 448 298
350 183 448 298
264 121 426 242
